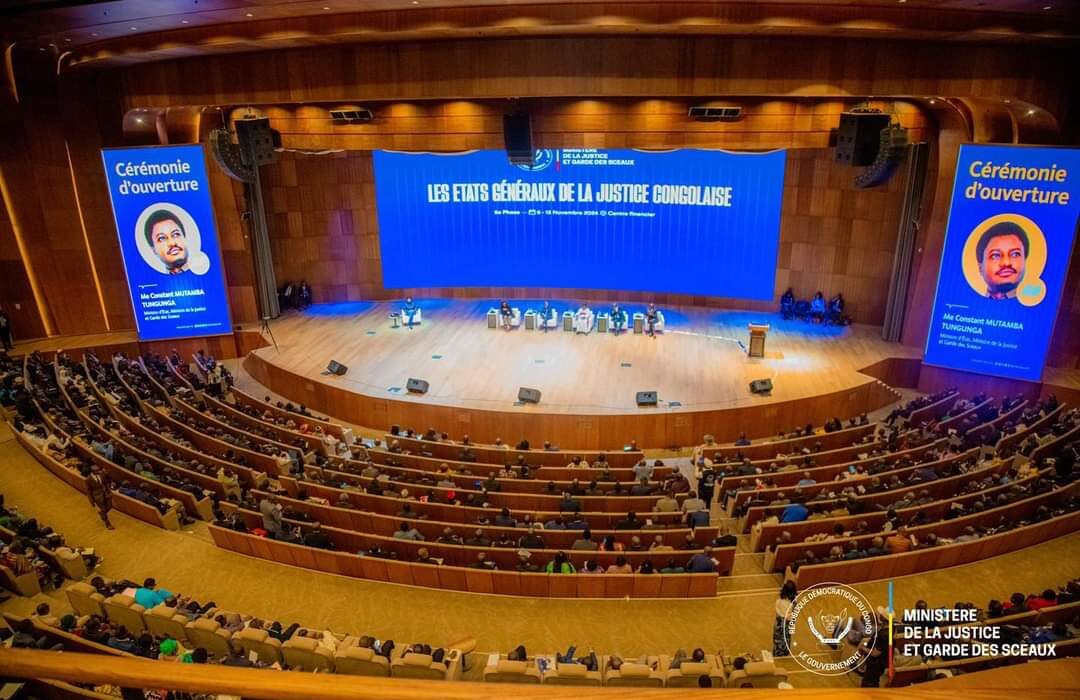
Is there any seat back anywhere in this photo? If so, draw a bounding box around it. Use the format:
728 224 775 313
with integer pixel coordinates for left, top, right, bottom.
40 548 88 580
334 646 390 676
0 564 41 597
183 618 233 658
102 595 146 635
482 658 542 684
727 661 789 688
391 652 450 680
544 661 601 685
66 582 105 618
282 636 334 672
665 658 724 687
232 628 282 665
604 660 665 687
143 606 188 641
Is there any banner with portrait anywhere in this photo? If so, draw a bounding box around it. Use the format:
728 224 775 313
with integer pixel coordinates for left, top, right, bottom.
102 145 233 341
923 144 1080 381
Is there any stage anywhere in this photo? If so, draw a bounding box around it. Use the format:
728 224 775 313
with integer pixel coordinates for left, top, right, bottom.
243 299 919 448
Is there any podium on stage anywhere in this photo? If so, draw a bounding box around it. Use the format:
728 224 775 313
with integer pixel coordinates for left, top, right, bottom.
747 323 770 358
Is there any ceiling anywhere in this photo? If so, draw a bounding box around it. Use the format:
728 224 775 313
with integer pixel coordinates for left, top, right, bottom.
2 0 1077 68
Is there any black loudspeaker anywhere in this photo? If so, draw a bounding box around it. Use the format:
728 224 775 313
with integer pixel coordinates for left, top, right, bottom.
834 111 891 167
854 125 909 189
326 360 348 376
234 116 281 167
749 378 773 395
503 113 533 165
208 129 254 183
636 390 658 407
406 378 430 394
517 387 541 404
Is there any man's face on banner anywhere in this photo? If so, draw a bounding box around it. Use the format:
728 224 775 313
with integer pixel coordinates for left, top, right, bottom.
979 233 1026 296
150 217 188 270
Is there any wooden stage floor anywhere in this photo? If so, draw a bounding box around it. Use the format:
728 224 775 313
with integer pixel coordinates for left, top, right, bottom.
253 299 920 415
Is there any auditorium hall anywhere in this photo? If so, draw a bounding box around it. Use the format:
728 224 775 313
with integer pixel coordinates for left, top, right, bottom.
0 1 1077 697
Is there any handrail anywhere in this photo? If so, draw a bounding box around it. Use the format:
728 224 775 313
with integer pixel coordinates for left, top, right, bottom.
0 648 1072 699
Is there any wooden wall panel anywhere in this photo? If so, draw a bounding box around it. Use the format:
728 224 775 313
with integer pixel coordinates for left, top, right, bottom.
116 36 1070 120
206 156 260 326
1046 236 1080 370
0 181 45 341
58 72 135 332
917 364 1042 403
6 49 106 337
257 98 918 324
244 351 902 449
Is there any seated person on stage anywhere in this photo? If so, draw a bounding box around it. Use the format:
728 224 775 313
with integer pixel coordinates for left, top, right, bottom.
780 287 795 320
403 296 419 329
610 302 625 334
539 300 556 331
574 304 593 334
499 300 513 331
645 303 659 337
828 293 845 325
809 292 825 323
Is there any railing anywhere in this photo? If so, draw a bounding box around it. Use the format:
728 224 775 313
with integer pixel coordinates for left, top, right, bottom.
0 648 1073 699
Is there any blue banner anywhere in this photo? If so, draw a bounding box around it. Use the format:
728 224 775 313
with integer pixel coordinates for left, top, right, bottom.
923 144 1080 381
373 148 786 299
102 145 233 342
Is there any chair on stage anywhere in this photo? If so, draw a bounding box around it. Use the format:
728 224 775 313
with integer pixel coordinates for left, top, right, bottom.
603 309 629 334
573 308 595 334
793 300 810 321
632 311 665 334
535 308 559 330
400 307 423 327
488 307 522 329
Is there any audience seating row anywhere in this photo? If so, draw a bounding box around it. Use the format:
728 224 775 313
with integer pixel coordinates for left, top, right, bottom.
789 508 1080 587
209 525 723 598
60 586 467 678
385 433 643 468
222 503 728 572
481 652 788 687
752 465 1049 552
301 461 681 512
291 479 689 529
768 479 1078 573
11 428 181 531
242 490 718 546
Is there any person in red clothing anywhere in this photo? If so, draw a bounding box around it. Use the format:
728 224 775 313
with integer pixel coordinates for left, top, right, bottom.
885 527 915 554
1001 592 1027 613
1026 590 1058 611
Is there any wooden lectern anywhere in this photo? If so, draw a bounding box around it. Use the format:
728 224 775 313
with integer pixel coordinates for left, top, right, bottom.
748 323 770 358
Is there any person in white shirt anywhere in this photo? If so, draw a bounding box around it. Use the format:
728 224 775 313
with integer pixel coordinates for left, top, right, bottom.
574 304 593 334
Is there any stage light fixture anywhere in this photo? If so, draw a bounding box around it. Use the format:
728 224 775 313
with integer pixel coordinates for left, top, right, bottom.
688 105 742 122
330 108 375 124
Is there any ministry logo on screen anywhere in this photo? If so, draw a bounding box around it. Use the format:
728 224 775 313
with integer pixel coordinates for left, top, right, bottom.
515 149 555 172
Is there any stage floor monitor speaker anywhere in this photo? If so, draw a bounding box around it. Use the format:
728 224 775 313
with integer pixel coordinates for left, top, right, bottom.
636 390 658 407
749 378 773 395
407 378 429 394
518 387 541 404
326 360 348 376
